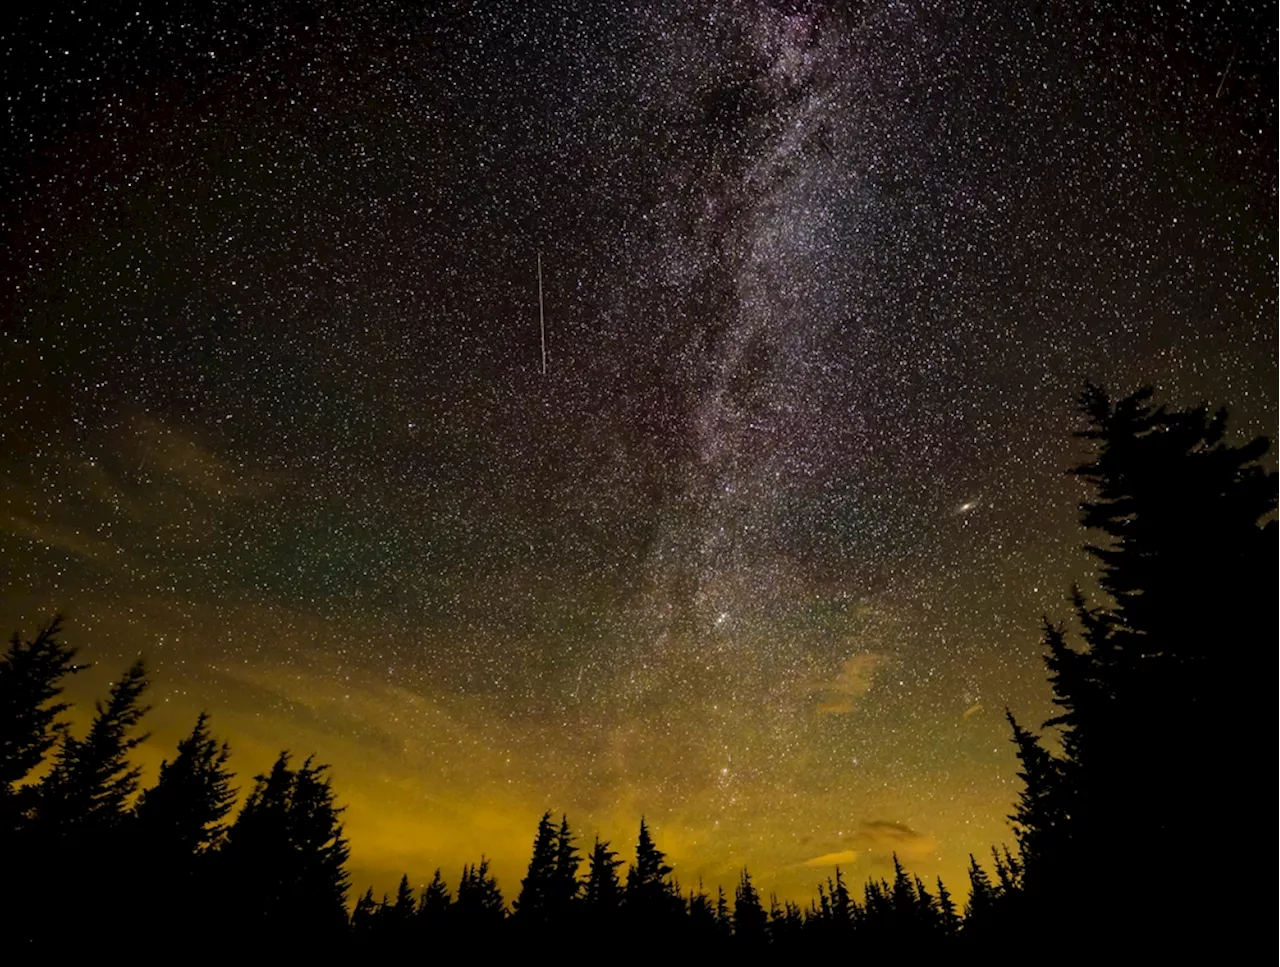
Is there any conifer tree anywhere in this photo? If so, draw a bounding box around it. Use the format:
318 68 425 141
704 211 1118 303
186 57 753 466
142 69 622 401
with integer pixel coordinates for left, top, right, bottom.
815 880 831 921
914 875 938 930
417 867 452 924
455 857 505 927
625 817 676 917
1004 707 1067 892
936 877 961 937
583 836 624 911
391 873 415 920
551 814 581 914
352 888 379 934
1003 387 1275 945
768 896 804 946
890 853 916 917
963 854 994 924
134 711 235 857
514 811 558 920
38 658 150 833
829 867 853 930
733 868 768 942
0 616 84 804
687 879 716 937
863 878 888 917
220 751 350 941
714 884 733 938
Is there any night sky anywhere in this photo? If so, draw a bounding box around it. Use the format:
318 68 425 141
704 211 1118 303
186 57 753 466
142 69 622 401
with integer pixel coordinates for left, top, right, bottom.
2 2 1274 902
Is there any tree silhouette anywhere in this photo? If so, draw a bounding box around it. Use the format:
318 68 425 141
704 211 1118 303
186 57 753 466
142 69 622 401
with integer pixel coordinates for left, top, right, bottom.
584 835 624 911
962 854 994 925
0 614 85 926
935 877 960 937
829 867 853 932
454 857 505 929
514 811 558 921
131 712 236 947
219 751 351 945
0 616 84 810
1006 387 1276 948
38 658 150 833
733 868 767 943
16 658 150 946
625 817 675 916
351 887 379 936
417 867 453 930
714 884 732 939
134 712 235 856
550 814 581 915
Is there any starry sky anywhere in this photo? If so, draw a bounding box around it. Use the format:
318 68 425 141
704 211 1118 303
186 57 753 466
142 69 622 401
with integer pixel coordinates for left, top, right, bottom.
2 1 1274 903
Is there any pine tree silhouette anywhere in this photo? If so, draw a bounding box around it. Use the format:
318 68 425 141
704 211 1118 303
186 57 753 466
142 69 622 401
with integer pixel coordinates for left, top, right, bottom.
352 887 379 936
134 712 235 856
417 867 453 929
584 836 624 911
21 658 150 947
714 884 732 939
132 711 236 949
219 751 350 947
1005 386 1275 949
962 854 994 925
0 616 84 812
38 658 150 833
550 814 581 915
0 615 86 932
935 876 960 938
455 857 505 929
625 817 678 922
514 811 558 921
391 873 415 920
732 868 767 942
829 867 853 932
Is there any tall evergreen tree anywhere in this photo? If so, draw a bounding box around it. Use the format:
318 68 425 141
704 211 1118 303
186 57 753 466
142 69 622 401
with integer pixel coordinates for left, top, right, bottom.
550 814 581 914
351 888 379 936
134 711 235 857
390 874 416 921
38 658 150 833
1004 707 1068 893
733 868 768 942
890 853 916 918
455 857 505 928
687 879 716 936
583 836 624 911
0 616 85 925
0 616 84 804
829 867 853 931
514 811 558 920
131 712 236 949
714 884 732 939
935 877 961 937
625 817 676 917
417 867 453 929
1005 387 1275 946
963 854 995 925
220 751 350 944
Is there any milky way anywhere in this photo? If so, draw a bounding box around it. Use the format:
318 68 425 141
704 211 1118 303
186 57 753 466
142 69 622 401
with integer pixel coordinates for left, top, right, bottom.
2 2 1274 901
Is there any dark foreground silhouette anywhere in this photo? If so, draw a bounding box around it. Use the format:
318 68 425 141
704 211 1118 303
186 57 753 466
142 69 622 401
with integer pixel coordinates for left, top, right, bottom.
1 388 1273 956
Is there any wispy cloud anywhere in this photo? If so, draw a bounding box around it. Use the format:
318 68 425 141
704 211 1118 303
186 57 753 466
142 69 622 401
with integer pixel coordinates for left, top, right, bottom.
852 820 936 864
813 652 889 714
803 849 859 868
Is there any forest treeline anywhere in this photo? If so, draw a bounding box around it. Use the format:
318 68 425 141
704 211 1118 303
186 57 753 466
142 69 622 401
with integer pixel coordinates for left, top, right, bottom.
1 387 1273 956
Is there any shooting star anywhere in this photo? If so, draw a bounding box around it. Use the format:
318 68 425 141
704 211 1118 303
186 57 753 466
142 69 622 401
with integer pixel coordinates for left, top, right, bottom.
1215 44 1237 98
538 251 546 375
